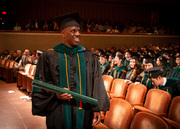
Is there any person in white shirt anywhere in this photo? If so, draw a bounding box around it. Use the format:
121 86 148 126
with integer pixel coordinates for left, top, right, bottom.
13 22 22 31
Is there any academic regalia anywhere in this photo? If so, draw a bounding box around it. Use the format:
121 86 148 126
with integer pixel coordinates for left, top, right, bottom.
146 67 178 95
136 71 154 91
169 67 180 79
100 62 110 75
123 58 130 70
171 79 180 98
163 66 171 77
32 43 110 129
110 66 127 79
126 68 143 83
159 77 178 95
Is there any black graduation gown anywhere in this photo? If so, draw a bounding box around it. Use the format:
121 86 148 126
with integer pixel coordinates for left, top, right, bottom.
32 50 110 129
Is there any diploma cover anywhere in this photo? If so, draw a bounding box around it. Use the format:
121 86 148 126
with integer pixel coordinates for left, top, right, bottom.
32 79 98 105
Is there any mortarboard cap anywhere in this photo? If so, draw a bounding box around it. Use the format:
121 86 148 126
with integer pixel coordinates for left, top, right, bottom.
144 57 154 64
146 67 163 79
55 12 80 30
158 56 167 64
100 53 109 60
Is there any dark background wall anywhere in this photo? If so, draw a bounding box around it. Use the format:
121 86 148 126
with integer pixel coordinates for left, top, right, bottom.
1 0 179 29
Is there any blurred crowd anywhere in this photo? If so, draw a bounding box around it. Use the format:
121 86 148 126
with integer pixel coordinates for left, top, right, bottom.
1 18 179 34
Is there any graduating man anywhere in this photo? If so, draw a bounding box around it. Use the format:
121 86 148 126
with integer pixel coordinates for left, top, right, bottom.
146 67 178 96
32 12 110 129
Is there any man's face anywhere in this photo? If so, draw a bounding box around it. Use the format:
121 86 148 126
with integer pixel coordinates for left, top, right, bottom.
25 50 30 56
17 50 21 56
114 56 121 65
151 77 161 87
125 52 131 59
145 63 153 70
156 58 160 66
176 57 180 66
62 26 81 47
99 57 106 65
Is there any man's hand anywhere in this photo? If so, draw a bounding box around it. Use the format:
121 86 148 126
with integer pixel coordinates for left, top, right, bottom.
92 112 101 126
56 88 73 100
56 93 73 100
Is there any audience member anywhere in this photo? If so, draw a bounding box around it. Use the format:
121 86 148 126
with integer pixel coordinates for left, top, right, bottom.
99 53 110 75
109 54 127 79
13 22 22 31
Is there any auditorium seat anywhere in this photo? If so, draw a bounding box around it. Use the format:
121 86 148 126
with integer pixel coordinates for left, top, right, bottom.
130 112 169 129
4 60 15 82
17 64 32 88
101 75 113 120
134 89 171 117
102 75 113 94
94 98 133 129
162 96 180 129
109 79 128 99
0 59 6 66
125 83 147 106
0 59 10 78
22 65 36 90
26 65 36 94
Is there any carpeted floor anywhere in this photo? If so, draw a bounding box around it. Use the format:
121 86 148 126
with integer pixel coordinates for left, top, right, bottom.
0 80 46 129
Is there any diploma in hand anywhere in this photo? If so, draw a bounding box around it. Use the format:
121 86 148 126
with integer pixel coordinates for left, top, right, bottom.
32 79 98 105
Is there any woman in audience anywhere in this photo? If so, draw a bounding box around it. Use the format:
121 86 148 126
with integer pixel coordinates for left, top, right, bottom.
156 55 171 77
125 56 142 84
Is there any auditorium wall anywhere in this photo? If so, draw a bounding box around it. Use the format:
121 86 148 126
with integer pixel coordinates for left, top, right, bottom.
0 32 180 52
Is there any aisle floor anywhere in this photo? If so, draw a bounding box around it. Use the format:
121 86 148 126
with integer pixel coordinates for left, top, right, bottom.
0 80 46 129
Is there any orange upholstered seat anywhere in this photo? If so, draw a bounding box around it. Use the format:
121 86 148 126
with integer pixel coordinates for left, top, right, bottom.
162 96 180 129
17 64 32 88
134 89 171 117
94 98 133 129
125 83 147 106
4 60 15 82
0 59 10 78
22 65 36 90
102 75 113 93
109 79 128 99
131 112 169 129
26 65 36 94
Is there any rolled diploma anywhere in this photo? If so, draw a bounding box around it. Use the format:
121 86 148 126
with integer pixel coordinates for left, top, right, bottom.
32 79 98 105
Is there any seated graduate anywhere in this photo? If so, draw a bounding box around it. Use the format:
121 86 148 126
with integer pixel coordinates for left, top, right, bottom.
146 67 178 96
123 50 132 70
125 56 143 84
99 53 110 75
163 50 173 68
135 57 155 91
156 55 171 77
109 54 127 79
167 55 180 79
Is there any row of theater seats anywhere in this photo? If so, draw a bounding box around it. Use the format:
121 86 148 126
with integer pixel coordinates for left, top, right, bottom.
0 59 37 94
17 64 36 94
97 75 180 129
0 59 15 82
